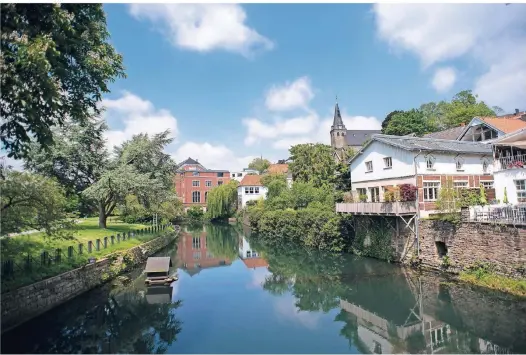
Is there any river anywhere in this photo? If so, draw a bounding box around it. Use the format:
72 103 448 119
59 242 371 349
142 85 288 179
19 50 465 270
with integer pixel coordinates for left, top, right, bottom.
2 223 525 354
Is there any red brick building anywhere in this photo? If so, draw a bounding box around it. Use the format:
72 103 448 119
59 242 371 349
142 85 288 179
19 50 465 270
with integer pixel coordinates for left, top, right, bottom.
176 227 232 276
173 157 230 211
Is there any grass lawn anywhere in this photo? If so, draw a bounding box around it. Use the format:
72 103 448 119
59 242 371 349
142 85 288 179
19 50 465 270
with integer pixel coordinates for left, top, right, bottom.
1 217 170 292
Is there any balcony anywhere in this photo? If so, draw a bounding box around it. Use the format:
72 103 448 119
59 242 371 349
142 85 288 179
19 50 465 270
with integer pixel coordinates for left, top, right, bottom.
336 201 418 216
497 154 526 171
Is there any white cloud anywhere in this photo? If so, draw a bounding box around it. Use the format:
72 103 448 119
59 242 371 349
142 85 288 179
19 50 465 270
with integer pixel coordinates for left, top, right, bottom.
373 4 526 110
274 295 322 330
265 77 314 112
243 113 318 146
102 91 179 150
173 141 255 172
431 67 457 93
129 4 273 57
1 155 24 171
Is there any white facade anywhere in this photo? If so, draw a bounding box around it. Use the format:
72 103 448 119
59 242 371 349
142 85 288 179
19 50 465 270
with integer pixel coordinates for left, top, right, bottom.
237 185 268 208
230 169 259 182
238 237 261 259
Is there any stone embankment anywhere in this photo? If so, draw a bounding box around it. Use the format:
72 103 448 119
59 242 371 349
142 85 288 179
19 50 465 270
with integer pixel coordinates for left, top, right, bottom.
1 227 180 332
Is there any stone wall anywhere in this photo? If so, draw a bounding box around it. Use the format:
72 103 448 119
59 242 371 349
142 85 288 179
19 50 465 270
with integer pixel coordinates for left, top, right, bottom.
418 219 526 277
1 229 179 332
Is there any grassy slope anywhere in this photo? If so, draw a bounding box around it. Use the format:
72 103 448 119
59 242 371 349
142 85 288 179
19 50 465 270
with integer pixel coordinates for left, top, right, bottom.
1 217 164 292
459 271 526 297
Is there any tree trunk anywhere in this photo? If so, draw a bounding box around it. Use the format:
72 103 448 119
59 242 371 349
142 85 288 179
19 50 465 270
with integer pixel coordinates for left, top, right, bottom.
98 201 107 229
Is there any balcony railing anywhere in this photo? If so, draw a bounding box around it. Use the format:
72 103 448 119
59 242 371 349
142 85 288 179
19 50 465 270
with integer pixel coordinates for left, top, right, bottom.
470 205 526 225
336 201 418 215
497 154 526 171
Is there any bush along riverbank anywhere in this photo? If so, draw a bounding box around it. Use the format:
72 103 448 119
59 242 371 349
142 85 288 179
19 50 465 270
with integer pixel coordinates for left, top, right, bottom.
456 262 526 297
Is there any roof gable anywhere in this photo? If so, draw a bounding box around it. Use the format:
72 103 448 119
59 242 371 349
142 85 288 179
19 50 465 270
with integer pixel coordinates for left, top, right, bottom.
239 174 263 186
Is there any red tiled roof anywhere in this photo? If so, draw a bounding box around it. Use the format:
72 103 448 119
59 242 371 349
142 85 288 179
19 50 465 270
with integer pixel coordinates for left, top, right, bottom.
481 117 526 134
267 164 289 174
242 258 269 269
239 174 263 186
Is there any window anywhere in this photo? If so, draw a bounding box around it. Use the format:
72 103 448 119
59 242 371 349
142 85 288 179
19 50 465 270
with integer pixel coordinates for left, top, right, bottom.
365 161 373 172
370 187 380 202
453 181 468 191
245 187 249 194
193 252 201 260
481 181 494 189
255 187 260 194
192 171 200 176
455 158 464 171
357 188 367 201
482 160 489 173
383 157 392 169
218 180 223 186
246 251 251 258
232 173 235 177
515 180 526 202
192 191 201 203
192 180 200 187
192 237 201 249
249 187 254 194
217 172 224 177
205 191 208 203
237 173 242 177
205 180 212 187
426 156 435 170
423 182 440 201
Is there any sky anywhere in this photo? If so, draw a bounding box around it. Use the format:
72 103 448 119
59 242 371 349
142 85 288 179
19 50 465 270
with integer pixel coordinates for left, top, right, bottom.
6 3 526 171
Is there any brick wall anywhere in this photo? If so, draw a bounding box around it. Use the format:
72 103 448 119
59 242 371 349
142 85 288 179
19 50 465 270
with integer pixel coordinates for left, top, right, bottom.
418 219 526 277
174 170 231 209
1 230 179 332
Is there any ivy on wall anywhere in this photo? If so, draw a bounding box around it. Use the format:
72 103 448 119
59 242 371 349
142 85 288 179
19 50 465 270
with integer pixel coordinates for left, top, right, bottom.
351 216 397 262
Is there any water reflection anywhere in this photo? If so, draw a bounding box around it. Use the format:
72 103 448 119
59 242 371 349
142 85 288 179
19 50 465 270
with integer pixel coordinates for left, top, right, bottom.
2 223 525 354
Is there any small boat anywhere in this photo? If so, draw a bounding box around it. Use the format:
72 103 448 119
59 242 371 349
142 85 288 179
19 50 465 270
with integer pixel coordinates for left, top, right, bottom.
144 257 178 285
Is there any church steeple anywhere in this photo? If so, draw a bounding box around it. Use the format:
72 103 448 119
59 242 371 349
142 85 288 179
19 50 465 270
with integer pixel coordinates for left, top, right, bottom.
331 97 345 130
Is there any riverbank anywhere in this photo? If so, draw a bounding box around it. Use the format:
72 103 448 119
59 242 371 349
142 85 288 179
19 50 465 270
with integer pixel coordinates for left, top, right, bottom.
457 268 526 297
1 225 180 333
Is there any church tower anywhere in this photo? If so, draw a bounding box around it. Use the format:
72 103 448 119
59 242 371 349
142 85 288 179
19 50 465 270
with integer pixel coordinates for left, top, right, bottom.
330 99 347 150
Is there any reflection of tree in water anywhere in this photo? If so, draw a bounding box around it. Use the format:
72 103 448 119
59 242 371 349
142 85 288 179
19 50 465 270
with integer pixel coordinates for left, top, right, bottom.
2 282 182 354
204 223 238 260
333 310 370 354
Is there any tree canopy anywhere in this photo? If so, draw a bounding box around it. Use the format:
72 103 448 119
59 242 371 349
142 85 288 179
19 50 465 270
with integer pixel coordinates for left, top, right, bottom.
248 157 271 174
382 109 433 137
1 4 125 159
289 143 336 188
206 180 239 220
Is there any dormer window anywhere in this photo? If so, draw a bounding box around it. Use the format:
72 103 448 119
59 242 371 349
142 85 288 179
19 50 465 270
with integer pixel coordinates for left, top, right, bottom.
426 155 435 170
455 157 464 171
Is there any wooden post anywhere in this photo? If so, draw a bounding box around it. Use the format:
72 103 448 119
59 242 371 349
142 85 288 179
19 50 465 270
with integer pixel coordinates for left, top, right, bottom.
104 237 108 249
68 246 74 258
95 239 100 251
117 234 121 243
78 243 83 255
88 241 93 253
111 235 115 245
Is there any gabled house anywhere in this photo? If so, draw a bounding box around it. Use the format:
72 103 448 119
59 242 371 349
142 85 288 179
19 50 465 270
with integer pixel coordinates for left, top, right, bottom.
229 168 259 182
424 110 526 142
237 174 268 208
266 163 293 187
346 134 494 217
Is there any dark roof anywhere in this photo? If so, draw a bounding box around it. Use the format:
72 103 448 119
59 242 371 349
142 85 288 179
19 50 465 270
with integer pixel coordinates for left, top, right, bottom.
145 257 172 273
332 103 345 129
345 130 381 146
178 157 200 166
423 126 465 140
349 134 492 164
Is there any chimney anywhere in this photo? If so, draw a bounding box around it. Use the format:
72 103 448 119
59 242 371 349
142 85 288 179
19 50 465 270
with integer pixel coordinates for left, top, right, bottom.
515 109 520 115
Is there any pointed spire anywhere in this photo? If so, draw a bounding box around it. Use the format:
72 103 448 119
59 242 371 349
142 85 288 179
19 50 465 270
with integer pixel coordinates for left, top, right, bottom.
332 96 345 130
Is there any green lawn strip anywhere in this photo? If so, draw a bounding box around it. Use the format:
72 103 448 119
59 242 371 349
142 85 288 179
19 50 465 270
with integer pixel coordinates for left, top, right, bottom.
459 271 526 297
1 218 165 292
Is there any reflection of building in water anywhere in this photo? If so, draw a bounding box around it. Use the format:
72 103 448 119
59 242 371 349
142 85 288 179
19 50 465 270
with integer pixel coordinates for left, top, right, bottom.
238 237 268 269
177 228 232 276
145 286 173 304
338 269 512 354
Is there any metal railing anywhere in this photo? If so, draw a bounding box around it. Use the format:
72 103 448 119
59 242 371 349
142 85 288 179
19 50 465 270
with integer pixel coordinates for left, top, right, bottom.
471 206 526 225
336 201 418 215
497 154 526 171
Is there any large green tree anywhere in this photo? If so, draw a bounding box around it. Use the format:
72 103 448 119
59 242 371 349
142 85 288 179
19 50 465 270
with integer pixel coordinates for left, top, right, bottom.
1 169 72 236
441 90 496 127
288 143 336 188
248 157 271 174
1 4 125 159
24 118 108 215
383 109 432 137
381 110 404 133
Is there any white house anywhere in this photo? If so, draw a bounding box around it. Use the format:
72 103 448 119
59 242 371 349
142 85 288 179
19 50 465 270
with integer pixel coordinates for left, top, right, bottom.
237 174 268 208
230 168 259 182
347 134 494 217
491 128 526 204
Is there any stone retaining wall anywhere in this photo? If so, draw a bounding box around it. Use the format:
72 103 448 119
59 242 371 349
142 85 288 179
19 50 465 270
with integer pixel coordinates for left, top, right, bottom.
418 219 526 277
1 229 179 332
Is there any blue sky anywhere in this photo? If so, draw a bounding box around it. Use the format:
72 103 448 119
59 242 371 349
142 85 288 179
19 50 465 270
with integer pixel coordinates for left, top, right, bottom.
11 4 525 171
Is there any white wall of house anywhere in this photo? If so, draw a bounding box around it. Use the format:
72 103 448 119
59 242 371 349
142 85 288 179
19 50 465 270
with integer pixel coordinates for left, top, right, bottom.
230 170 259 182
238 237 260 259
237 185 268 208
415 153 493 176
350 142 415 183
494 169 526 204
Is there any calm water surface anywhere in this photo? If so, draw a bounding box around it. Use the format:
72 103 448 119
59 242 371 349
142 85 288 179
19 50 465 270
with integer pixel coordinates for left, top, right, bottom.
2 223 526 354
